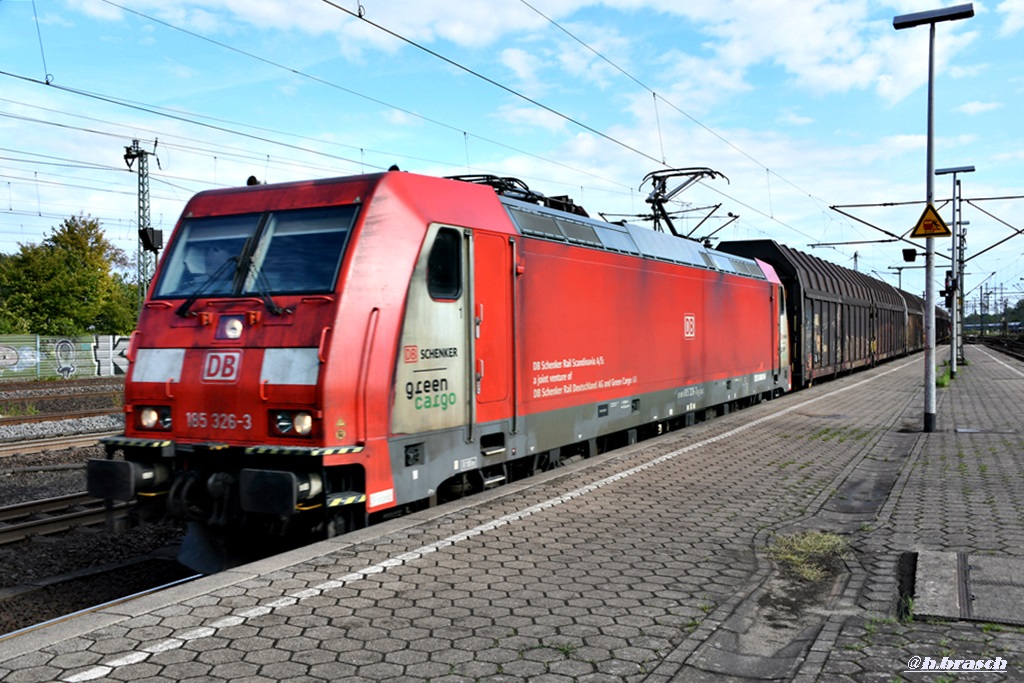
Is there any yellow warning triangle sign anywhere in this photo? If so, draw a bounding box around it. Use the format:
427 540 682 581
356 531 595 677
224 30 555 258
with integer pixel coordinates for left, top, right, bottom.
909 203 951 238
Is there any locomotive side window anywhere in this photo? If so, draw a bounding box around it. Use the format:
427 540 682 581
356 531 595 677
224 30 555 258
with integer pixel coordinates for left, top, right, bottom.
427 228 462 300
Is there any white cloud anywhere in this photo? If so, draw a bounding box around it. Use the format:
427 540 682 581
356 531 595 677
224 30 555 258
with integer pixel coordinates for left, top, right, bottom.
997 0 1024 35
949 63 989 79
501 48 543 84
992 148 1024 161
957 101 1003 115
382 109 422 127
66 0 125 21
494 104 568 133
778 111 815 126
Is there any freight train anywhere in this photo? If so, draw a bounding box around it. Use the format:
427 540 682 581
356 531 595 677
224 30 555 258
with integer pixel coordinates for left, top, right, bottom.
87 169 941 572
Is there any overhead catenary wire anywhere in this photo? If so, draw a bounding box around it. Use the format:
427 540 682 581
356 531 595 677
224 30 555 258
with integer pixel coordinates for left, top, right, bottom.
513 0 905 273
1 0 996 289
515 0 830 209
7 0 811 244
91 0 632 193
318 0 824 245
319 0 665 168
30 0 52 85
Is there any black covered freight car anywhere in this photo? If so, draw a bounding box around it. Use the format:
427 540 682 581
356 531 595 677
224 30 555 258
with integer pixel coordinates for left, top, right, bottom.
718 240 940 387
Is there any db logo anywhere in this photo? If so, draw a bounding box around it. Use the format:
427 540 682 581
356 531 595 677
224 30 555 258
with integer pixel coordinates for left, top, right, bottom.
403 345 419 364
684 314 696 339
202 350 242 382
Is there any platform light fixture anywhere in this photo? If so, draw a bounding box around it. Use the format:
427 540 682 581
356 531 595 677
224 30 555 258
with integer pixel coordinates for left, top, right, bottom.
893 3 974 434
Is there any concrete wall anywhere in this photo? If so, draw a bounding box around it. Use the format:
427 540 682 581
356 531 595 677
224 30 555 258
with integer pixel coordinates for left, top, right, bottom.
0 335 129 380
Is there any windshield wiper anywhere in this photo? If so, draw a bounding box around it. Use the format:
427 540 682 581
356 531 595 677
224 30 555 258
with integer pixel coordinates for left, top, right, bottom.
176 256 239 318
251 261 290 316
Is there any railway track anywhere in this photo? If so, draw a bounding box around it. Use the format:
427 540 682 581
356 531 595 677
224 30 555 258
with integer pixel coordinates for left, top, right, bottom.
0 377 123 394
0 406 121 426
0 377 123 429
979 336 1024 362
1 567 200 640
0 493 130 546
0 430 121 457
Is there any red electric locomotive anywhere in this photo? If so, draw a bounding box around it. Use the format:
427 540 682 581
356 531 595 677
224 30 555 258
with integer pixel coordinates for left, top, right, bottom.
88 170 791 571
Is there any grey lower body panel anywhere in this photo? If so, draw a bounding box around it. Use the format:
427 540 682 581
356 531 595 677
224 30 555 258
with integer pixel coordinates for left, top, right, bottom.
386 370 789 506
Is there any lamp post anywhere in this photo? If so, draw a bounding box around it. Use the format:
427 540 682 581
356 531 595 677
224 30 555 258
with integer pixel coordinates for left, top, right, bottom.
935 165 974 379
893 3 974 433
957 220 970 360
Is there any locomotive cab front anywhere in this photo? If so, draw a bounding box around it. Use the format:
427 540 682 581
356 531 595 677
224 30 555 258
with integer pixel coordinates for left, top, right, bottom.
88 178 377 570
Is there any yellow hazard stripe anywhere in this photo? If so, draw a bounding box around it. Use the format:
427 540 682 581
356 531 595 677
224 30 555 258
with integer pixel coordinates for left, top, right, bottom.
328 494 367 507
101 436 172 448
244 446 364 456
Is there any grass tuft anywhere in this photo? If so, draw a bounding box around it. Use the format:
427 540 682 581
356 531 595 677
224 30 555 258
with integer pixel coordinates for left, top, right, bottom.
767 531 848 582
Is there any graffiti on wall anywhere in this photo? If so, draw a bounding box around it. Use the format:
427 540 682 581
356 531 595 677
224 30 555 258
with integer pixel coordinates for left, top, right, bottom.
0 335 130 380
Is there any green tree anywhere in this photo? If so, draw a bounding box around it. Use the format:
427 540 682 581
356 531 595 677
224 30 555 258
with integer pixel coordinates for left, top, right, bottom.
0 214 138 335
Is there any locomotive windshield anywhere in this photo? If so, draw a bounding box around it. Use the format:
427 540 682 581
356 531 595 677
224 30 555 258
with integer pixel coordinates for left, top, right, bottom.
155 205 357 299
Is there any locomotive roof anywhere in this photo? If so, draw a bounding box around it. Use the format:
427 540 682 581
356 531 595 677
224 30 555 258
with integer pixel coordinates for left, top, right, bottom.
500 196 768 281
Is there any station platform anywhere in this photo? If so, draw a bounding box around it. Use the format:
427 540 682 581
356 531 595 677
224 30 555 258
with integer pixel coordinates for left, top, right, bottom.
1 345 1022 682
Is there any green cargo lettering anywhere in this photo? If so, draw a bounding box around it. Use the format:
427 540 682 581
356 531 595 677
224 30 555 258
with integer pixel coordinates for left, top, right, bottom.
405 377 456 410
416 391 457 411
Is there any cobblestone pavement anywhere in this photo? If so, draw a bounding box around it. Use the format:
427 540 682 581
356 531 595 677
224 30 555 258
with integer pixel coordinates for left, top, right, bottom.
0 347 1021 682
810 346 1024 683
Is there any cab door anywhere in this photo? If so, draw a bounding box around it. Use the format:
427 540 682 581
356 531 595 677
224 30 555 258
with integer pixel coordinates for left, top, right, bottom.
472 232 513 421
391 225 470 436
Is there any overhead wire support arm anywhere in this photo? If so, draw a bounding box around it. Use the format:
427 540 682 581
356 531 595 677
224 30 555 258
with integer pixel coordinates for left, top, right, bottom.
828 205 951 260
809 238 901 247
960 199 1024 263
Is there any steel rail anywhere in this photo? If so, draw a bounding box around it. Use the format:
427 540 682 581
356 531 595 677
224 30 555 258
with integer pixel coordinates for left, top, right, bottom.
0 494 129 546
0 430 122 458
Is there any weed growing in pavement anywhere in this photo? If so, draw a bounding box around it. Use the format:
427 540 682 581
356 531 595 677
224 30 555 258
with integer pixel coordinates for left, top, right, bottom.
767 531 848 582
899 595 914 623
808 427 834 441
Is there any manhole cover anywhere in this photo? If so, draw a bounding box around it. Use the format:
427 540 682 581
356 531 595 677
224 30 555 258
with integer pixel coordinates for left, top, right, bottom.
913 551 1024 626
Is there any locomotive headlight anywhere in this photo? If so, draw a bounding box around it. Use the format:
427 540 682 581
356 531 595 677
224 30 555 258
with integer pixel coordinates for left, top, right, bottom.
139 406 171 430
140 407 159 429
272 410 313 437
216 315 245 340
293 411 313 436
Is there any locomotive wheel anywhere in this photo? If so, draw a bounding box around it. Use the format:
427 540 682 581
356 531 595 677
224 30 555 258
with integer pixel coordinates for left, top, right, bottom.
325 507 364 538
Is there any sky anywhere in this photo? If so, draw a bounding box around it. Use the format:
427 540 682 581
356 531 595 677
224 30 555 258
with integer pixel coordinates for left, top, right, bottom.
1 0 1023 314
